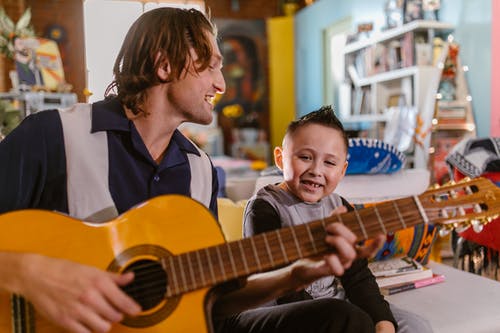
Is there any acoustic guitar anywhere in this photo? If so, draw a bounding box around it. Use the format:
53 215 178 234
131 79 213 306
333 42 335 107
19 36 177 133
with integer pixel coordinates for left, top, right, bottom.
0 177 498 332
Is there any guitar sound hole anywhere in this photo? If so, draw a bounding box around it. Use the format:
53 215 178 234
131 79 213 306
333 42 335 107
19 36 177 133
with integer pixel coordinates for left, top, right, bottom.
121 259 167 311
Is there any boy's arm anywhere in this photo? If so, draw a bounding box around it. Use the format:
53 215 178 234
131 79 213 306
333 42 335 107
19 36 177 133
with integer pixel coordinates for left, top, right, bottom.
213 221 359 316
214 197 385 316
339 197 397 331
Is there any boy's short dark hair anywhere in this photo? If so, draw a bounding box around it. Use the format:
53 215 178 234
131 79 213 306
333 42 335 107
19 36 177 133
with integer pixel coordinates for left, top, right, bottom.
285 105 349 151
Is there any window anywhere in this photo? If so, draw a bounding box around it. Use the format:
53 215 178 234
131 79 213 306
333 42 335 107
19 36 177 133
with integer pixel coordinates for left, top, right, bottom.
84 0 204 102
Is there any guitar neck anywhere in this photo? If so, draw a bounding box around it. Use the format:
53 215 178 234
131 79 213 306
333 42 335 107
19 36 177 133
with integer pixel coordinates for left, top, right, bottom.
164 196 428 297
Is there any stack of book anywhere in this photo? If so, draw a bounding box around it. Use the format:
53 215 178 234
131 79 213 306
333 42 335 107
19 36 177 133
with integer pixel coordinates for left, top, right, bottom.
368 256 445 295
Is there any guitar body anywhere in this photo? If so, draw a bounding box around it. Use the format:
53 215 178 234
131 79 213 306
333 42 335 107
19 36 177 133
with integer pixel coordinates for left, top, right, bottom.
0 178 498 332
0 195 226 333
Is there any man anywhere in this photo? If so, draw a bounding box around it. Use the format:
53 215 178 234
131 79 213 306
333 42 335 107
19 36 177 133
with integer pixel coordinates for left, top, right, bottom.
0 8 375 333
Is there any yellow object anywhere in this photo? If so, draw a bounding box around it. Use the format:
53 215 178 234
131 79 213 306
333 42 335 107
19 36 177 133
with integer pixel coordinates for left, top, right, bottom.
267 16 296 149
83 87 93 97
222 104 244 118
250 160 267 171
217 198 246 241
282 3 299 16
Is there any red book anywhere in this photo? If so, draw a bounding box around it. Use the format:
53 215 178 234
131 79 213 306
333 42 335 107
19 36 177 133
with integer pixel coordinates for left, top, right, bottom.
380 274 446 296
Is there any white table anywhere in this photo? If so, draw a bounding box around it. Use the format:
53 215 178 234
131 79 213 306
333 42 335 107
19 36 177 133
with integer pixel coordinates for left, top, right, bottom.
250 168 430 204
386 261 500 333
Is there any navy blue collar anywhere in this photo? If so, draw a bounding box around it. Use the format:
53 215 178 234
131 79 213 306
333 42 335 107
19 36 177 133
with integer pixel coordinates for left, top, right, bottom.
90 97 200 156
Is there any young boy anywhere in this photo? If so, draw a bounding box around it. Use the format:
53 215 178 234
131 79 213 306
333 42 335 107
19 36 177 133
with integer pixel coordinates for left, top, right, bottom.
238 106 433 333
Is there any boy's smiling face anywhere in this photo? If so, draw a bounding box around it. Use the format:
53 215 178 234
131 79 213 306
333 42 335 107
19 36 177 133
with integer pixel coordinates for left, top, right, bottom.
275 123 348 203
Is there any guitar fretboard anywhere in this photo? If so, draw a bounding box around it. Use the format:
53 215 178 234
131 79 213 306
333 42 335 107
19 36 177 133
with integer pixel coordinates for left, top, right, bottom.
164 196 429 296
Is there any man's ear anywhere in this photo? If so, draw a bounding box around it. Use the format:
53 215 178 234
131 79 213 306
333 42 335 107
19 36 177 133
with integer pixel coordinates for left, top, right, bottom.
274 146 284 171
157 61 171 81
155 51 171 81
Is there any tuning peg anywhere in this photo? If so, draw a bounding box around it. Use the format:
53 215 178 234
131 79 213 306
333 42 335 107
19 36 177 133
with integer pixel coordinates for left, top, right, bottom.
459 177 471 183
428 183 441 190
470 219 481 226
455 224 470 233
486 216 496 223
472 223 484 233
439 227 451 237
443 180 456 187
470 219 484 233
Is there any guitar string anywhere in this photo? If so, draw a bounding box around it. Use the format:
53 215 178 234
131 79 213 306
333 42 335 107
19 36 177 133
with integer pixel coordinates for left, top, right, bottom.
118 208 446 296
113 200 462 275
114 202 467 296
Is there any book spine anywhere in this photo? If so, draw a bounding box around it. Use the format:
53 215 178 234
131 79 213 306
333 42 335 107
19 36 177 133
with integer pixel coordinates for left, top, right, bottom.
381 274 445 296
382 283 416 295
414 274 446 288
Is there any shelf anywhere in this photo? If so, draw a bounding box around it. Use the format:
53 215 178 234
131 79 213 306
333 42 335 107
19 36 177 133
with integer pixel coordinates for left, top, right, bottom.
342 114 392 123
433 123 476 131
0 91 78 117
357 66 423 86
437 100 469 108
343 20 454 55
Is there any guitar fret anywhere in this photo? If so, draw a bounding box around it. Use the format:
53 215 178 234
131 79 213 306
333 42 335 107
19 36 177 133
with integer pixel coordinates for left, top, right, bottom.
262 233 276 267
178 254 188 292
305 224 318 253
186 252 196 290
238 240 250 275
195 250 207 286
226 243 238 277
168 256 180 295
392 201 406 228
250 237 263 271
204 248 217 284
290 227 304 258
412 195 429 224
374 206 387 234
275 230 289 263
354 209 368 239
336 213 344 224
215 246 228 281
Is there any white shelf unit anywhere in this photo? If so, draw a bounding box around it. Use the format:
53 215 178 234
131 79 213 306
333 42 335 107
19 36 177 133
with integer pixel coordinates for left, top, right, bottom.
343 20 454 54
341 20 454 169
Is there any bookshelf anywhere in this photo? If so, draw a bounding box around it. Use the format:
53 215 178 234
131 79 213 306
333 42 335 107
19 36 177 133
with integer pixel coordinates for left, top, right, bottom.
341 20 454 169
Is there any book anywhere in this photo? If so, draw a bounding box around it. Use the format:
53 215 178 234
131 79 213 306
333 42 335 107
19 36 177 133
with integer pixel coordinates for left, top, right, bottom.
380 273 446 296
368 256 424 278
375 267 433 288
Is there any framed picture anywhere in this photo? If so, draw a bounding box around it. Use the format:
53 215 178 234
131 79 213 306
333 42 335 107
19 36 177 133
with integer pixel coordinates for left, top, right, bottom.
404 0 423 23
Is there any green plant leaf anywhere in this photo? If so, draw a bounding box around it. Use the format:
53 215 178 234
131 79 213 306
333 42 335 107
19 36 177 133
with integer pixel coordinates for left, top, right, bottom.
0 8 14 32
16 7 31 31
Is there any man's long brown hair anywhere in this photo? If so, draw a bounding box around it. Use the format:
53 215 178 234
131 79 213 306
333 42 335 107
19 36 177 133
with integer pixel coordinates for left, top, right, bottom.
105 7 216 116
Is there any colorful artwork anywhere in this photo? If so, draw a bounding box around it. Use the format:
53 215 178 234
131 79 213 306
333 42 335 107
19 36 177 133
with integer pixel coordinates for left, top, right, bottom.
213 19 268 155
373 224 438 264
361 201 438 264
14 37 65 90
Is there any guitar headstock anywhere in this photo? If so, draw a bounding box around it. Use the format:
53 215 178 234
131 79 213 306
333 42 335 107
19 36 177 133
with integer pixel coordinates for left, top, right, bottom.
419 177 500 233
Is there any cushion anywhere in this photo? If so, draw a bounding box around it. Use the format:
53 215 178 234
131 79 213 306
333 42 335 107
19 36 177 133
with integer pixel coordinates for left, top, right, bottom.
217 198 246 241
347 138 405 175
373 224 438 264
359 202 438 265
